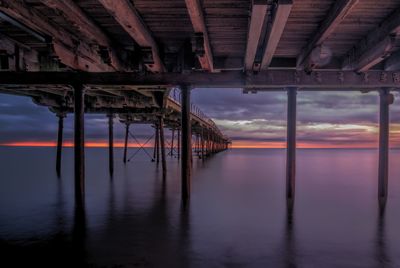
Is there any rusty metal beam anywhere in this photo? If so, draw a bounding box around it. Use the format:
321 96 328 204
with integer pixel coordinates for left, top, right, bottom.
40 0 126 71
2 70 400 89
260 0 293 71
342 7 400 72
0 0 115 72
185 0 214 72
244 0 268 71
297 0 359 70
97 0 166 73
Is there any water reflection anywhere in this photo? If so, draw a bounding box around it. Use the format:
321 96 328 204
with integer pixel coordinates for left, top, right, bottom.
375 208 390 267
2 148 400 267
284 208 297 268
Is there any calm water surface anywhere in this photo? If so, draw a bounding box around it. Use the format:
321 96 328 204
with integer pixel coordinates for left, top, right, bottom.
0 147 399 267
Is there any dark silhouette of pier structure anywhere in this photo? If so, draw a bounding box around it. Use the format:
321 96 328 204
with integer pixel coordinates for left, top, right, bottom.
1 0 400 211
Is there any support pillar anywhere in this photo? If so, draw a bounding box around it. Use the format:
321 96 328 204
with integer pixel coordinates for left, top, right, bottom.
74 84 85 206
181 85 191 201
155 124 160 163
159 116 167 177
56 113 65 177
108 113 114 176
286 88 297 210
177 129 181 160
378 89 393 208
171 128 175 157
201 129 205 159
152 125 158 162
123 123 130 163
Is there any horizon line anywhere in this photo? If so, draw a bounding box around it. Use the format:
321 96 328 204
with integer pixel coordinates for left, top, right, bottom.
0 141 397 149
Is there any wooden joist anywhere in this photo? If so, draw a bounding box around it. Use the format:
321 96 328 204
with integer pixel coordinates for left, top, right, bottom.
40 0 126 71
97 0 166 73
260 0 293 71
342 7 400 72
244 0 268 71
0 0 115 72
297 0 359 70
185 0 214 72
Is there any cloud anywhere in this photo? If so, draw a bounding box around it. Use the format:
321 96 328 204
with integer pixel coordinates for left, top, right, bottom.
1 88 399 147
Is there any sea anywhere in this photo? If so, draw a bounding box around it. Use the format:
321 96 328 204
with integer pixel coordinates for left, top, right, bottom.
0 147 399 267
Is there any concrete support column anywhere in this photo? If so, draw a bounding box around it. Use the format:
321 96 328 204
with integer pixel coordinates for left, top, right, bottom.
123 123 130 163
378 89 393 208
181 85 192 201
286 88 297 210
108 113 114 176
56 113 65 177
73 84 85 206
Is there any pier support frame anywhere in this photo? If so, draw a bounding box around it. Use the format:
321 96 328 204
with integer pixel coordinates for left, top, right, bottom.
286 88 297 210
108 113 114 176
56 113 65 177
378 89 393 208
181 85 192 201
123 123 130 163
74 84 85 206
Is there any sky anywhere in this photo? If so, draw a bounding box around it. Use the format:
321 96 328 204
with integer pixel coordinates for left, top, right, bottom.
1 88 400 148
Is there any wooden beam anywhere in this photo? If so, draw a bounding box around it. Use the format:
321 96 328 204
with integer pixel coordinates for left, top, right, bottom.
97 0 166 73
244 0 268 71
342 7 400 72
40 0 126 71
260 0 293 71
2 70 400 89
0 0 115 72
297 0 359 69
385 50 400 71
185 0 214 72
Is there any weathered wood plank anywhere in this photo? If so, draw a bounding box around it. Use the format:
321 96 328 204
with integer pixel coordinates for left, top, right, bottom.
260 0 293 70
0 0 115 71
185 0 214 72
297 0 359 69
40 0 126 71
244 0 268 71
97 0 166 73
342 7 400 72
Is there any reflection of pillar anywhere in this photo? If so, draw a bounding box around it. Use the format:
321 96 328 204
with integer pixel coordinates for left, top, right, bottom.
159 116 167 178
181 86 191 200
73 84 85 206
108 113 114 176
56 113 65 177
286 88 297 209
123 123 130 163
378 89 392 208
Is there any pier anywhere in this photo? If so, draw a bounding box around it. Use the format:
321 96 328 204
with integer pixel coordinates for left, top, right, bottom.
0 0 400 210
